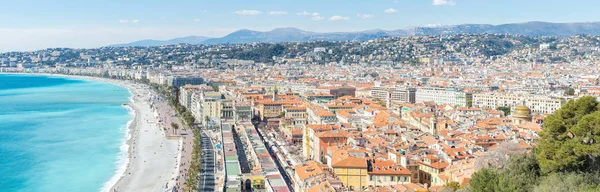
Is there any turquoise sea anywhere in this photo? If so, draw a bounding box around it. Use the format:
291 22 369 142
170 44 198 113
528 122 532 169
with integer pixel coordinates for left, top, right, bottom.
0 74 132 192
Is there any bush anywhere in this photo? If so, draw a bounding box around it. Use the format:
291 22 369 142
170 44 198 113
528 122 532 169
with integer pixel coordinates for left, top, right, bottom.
534 172 600 192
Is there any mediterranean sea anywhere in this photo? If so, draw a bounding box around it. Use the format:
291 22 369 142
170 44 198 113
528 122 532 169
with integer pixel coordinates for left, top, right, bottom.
0 74 132 192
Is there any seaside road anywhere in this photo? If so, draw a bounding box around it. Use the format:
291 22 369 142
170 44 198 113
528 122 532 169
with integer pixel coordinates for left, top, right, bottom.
198 131 216 192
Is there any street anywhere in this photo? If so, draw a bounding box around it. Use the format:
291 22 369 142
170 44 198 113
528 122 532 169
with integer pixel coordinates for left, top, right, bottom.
253 120 294 192
198 131 216 192
232 128 252 174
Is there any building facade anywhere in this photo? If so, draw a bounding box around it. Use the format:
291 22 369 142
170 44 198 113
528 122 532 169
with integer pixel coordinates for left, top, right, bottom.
168 75 204 87
416 87 471 107
472 93 565 114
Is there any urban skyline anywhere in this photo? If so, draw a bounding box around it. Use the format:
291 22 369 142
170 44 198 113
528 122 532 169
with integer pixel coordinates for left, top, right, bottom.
3 1 600 192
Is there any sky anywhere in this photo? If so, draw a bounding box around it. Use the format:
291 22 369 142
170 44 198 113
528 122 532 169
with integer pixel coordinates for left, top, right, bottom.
1 0 599 52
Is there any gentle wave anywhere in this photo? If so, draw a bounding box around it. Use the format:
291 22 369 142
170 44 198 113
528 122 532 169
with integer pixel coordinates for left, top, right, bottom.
100 92 136 192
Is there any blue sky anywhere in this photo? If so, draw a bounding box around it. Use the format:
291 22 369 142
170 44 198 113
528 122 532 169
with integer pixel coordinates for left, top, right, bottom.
1 0 599 52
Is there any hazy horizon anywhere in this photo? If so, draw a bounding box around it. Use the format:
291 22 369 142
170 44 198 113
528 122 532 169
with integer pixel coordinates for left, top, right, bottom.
1 0 600 52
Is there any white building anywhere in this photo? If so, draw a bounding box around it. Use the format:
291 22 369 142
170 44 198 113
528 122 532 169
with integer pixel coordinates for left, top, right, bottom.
472 93 565 114
371 86 416 106
416 87 471 107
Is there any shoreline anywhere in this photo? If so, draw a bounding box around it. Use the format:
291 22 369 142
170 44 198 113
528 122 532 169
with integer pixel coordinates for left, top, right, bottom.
101 102 135 192
1 72 181 192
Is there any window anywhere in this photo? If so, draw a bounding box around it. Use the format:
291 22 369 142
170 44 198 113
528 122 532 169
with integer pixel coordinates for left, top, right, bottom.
370 176 374 181
391 176 395 181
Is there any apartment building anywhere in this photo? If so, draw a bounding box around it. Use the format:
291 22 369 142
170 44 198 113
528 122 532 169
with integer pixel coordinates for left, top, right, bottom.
392 87 416 103
472 93 565 114
367 160 412 187
371 86 390 104
201 91 223 126
525 97 565 114
167 75 204 87
472 93 521 109
329 87 356 98
371 86 416 106
416 87 471 107
332 157 368 191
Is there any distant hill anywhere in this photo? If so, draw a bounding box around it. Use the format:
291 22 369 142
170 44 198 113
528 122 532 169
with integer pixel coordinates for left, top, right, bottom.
201 27 316 44
108 21 600 47
410 21 600 36
109 35 211 47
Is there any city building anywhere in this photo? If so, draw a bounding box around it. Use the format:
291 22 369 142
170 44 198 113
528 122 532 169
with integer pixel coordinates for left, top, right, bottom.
332 157 368 190
168 75 204 87
416 87 471 107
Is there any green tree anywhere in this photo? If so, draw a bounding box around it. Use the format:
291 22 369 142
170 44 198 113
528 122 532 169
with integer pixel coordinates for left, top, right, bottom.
536 96 600 173
497 106 511 116
498 153 540 192
171 122 179 134
564 88 575 96
444 181 462 191
535 172 600 192
470 168 500 192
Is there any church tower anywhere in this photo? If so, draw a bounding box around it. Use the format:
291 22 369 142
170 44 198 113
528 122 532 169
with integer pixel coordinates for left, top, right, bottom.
273 85 279 101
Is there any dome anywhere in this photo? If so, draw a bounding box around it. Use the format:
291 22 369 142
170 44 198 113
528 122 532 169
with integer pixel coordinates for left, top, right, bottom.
513 105 531 118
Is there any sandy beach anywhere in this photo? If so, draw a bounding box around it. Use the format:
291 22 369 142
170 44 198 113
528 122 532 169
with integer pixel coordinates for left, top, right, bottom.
99 79 180 192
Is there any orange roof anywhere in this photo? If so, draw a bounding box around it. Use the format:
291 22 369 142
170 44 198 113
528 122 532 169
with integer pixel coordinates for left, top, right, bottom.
308 124 339 132
325 103 358 108
517 122 542 132
332 157 367 168
307 181 335 192
315 110 335 117
286 106 307 111
294 161 324 180
368 160 411 175
402 183 428 191
336 110 355 118
316 130 350 138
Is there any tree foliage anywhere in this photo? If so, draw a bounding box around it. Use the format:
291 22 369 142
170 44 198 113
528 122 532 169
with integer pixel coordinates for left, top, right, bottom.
536 96 600 173
444 181 462 191
471 154 540 192
210 44 287 63
470 168 500 192
496 106 511 116
534 172 600 192
470 96 600 192
185 128 202 191
497 153 540 192
564 88 575 96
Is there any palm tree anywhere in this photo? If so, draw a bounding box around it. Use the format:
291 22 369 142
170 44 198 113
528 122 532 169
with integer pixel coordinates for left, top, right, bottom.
171 122 179 135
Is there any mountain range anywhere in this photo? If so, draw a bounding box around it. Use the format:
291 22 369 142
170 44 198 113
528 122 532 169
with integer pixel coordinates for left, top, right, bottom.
108 21 600 47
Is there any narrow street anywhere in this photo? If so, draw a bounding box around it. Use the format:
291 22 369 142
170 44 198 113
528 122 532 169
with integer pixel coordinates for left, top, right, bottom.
232 127 252 174
252 118 294 192
198 131 216 192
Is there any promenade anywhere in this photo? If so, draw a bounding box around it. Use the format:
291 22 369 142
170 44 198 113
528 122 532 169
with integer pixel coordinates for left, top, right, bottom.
151 96 194 192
